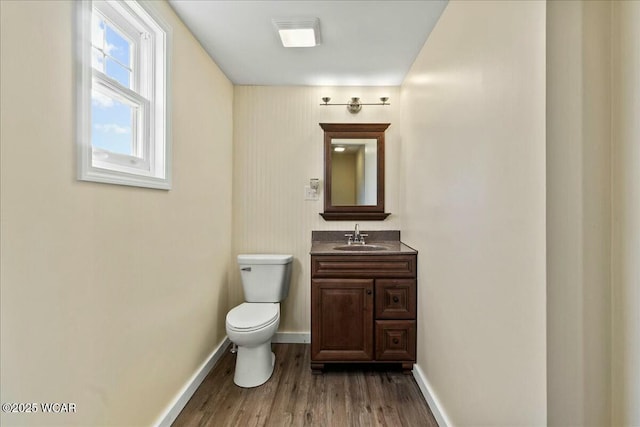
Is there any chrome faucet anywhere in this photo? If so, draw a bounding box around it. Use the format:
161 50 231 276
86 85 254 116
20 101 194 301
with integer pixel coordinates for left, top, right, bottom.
345 223 368 245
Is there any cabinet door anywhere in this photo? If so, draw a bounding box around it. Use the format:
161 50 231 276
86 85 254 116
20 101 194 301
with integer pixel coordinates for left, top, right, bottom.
311 278 374 361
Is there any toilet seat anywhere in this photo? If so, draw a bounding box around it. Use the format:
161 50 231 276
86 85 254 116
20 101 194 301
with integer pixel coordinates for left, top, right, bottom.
226 303 279 332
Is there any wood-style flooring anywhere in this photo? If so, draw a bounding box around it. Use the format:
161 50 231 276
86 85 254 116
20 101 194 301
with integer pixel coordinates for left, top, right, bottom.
172 343 438 427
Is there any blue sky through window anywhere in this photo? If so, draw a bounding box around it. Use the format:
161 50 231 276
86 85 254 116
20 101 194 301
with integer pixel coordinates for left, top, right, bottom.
91 15 135 156
91 90 135 155
104 24 131 88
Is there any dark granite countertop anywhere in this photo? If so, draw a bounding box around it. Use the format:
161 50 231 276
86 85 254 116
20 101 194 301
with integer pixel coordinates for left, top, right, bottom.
310 230 417 255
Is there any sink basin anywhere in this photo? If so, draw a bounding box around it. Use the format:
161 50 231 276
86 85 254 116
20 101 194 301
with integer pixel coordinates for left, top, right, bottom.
333 244 388 251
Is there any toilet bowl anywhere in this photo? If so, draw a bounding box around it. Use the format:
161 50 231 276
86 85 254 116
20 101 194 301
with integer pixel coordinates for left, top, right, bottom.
226 302 280 387
225 254 292 388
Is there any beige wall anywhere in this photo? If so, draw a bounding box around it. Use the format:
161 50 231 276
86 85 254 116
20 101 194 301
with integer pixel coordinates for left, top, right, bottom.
400 1 547 425
232 85 400 332
0 1 233 425
547 2 640 425
612 1 640 425
546 1 612 425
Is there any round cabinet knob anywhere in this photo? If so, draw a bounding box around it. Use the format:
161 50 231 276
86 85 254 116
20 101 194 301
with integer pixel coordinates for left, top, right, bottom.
367 290 372 295
392 296 400 303
393 338 400 344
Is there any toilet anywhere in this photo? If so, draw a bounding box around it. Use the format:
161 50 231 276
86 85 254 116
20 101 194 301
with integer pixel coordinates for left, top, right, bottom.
225 254 293 388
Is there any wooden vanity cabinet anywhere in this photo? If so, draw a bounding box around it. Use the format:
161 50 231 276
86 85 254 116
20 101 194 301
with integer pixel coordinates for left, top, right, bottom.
310 254 417 373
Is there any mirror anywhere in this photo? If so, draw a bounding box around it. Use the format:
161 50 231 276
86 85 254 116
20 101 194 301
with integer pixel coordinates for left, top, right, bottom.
330 138 377 205
319 123 390 220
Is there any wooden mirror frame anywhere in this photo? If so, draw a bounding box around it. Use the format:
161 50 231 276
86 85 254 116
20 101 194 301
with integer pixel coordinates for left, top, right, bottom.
319 123 391 220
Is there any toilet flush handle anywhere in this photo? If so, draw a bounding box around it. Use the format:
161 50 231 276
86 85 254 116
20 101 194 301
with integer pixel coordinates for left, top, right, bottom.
241 267 252 272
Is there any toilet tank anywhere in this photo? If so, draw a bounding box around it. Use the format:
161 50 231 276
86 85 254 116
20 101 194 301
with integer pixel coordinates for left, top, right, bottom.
237 254 293 302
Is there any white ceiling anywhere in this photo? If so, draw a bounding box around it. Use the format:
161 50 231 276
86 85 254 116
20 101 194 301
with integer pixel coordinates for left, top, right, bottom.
167 0 448 86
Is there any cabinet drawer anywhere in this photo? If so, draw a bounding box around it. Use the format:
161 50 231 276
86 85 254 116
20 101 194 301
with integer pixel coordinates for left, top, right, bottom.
375 279 416 319
375 320 416 361
312 255 416 278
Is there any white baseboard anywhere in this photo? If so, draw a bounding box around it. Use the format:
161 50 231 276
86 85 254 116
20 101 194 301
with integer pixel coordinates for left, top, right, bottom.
412 363 453 427
272 332 311 343
154 337 231 427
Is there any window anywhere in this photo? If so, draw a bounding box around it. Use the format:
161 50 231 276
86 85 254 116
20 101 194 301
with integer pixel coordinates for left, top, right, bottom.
77 0 171 189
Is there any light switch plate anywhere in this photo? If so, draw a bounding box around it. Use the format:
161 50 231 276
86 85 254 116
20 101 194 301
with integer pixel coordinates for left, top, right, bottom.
304 185 319 201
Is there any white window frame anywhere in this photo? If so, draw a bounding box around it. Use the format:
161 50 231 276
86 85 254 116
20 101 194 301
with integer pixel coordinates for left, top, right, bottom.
77 0 171 189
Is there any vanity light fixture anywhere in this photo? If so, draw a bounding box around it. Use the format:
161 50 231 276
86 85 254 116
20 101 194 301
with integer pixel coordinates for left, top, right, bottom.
320 97 390 114
273 18 321 47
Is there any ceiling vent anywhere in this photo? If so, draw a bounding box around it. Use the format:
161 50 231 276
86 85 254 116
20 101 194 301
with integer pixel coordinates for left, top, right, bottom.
272 17 321 47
